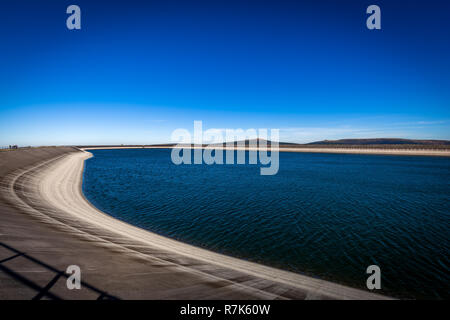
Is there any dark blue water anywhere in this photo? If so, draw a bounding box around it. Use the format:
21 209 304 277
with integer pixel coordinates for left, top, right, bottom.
83 149 450 299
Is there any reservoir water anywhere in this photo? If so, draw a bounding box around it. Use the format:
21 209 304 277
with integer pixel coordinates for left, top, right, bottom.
82 149 450 299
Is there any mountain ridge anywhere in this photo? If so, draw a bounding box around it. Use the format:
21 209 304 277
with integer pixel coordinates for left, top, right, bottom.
306 138 450 145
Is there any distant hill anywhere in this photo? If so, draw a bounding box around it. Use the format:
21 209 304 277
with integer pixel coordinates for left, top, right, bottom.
209 138 296 147
78 138 450 149
307 138 450 146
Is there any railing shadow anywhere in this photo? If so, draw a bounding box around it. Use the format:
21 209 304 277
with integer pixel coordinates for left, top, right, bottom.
0 242 119 300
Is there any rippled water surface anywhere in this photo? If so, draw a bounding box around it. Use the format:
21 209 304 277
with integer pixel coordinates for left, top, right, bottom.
83 149 450 299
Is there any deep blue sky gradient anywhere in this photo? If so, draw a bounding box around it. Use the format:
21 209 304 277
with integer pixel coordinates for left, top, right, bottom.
0 0 449 145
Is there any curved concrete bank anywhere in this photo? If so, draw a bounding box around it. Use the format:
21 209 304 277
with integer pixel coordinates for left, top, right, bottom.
0 148 388 299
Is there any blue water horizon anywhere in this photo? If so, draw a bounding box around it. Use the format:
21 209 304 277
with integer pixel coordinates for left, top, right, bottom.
82 149 450 299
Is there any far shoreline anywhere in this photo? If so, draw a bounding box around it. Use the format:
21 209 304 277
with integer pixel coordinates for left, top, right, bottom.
79 145 450 157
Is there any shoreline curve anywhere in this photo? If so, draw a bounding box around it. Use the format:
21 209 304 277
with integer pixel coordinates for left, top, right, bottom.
3 149 390 299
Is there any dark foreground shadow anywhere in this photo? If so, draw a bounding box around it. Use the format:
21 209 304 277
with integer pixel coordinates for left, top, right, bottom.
0 242 119 300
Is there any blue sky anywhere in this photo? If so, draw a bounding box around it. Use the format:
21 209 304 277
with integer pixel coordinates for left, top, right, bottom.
0 0 449 145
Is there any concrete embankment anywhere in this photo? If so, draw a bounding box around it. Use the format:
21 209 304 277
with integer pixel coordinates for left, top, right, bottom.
80 145 450 157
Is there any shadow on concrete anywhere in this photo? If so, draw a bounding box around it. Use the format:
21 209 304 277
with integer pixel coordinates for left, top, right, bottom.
0 242 119 300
